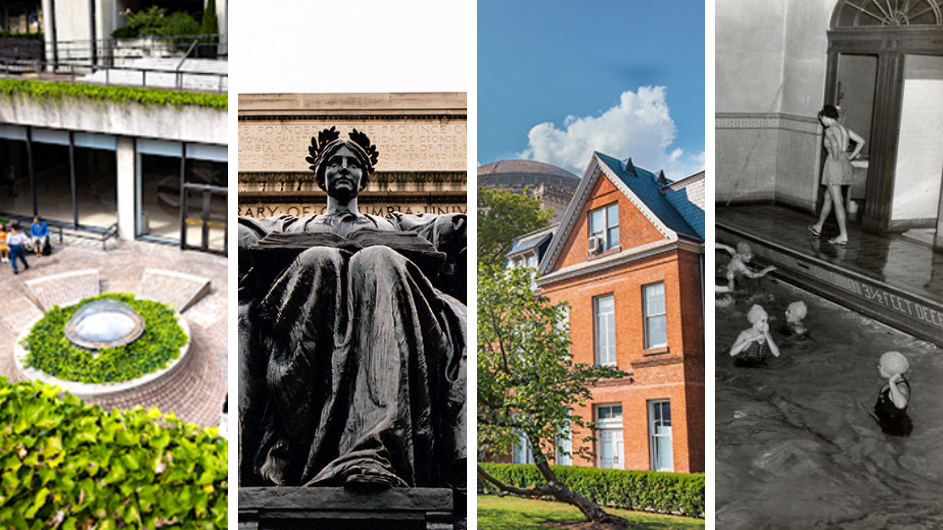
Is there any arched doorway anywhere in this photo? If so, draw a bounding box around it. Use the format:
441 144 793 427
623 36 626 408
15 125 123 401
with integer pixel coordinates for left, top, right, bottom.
825 0 943 250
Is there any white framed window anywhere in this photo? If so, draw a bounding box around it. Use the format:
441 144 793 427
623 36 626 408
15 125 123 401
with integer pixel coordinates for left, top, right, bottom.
513 431 535 465
589 203 620 251
555 409 573 466
648 400 673 471
643 282 667 349
555 304 571 359
509 253 538 269
595 404 624 470
593 294 616 366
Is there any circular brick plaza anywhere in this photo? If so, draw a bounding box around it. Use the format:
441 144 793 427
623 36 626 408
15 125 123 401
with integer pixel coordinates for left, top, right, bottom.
0 238 227 428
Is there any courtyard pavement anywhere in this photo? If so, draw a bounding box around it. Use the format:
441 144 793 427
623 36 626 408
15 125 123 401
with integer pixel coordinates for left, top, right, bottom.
0 237 228 429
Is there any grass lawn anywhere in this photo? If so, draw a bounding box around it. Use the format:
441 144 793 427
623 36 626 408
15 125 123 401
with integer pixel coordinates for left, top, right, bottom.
477 495 705 530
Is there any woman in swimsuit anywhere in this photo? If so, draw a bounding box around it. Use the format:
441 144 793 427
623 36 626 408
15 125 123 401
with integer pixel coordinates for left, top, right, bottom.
808 105 865 245
872 351 912 436
730 304 781 367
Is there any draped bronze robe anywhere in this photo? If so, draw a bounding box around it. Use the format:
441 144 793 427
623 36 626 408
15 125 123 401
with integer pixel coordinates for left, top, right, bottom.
238 212 466 489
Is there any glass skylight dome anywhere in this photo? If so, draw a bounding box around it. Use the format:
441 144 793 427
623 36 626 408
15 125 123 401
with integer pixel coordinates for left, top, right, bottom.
65 299 146 350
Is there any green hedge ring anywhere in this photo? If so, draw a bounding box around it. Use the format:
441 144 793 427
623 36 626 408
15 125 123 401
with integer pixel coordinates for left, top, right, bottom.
21 293 188 384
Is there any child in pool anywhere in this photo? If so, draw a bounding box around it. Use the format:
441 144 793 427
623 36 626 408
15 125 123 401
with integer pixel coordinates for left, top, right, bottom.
721 241 777 280
715 244 736 304
781 301 808 337
730 305 781 367
871 351 912 437
715 270 736 308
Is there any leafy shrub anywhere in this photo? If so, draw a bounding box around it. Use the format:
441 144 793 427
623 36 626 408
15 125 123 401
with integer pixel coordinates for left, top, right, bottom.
0 377 227 528
23 293 188 384
0 32 42 40
200 0 219 43
112 6 200 39
479 463 705 518
0 79 228 109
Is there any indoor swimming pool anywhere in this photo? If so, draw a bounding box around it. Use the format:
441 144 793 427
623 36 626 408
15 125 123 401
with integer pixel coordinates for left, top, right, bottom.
716 271 943 528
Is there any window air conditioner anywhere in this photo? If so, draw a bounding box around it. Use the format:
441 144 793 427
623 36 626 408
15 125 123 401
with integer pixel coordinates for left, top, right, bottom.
588 236 604 253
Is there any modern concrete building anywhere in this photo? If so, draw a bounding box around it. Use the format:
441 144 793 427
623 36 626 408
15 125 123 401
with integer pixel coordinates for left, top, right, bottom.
478 159 580 224
238 92 467 218
0 0 230 253
0 88 227 252
536 154 704 473
2 2 42 34
40 0 228 63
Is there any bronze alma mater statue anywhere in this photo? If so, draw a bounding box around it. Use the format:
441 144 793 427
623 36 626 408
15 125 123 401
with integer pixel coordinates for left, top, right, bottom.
238 128 466 491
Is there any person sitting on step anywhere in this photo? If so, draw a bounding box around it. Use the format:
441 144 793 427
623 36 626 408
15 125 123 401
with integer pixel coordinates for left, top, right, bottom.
30 216 49 257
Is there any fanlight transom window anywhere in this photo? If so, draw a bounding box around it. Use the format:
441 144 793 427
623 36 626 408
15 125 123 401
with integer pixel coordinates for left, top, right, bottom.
834 0 943 27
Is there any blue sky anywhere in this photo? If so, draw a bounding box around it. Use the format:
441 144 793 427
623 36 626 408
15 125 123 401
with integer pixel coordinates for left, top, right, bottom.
478 0 705 180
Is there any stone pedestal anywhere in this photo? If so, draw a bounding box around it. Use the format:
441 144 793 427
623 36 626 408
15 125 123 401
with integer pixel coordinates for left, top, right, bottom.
239 487 455 530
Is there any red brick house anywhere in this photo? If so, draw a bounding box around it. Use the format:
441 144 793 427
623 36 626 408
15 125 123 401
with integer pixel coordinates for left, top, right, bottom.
536 153 704 473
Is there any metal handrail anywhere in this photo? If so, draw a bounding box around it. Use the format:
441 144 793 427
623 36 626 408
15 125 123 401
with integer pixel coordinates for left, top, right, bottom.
54 221 120 251
0 58 228 93
177 40 200 70
43 34 228 64
175 40 200 90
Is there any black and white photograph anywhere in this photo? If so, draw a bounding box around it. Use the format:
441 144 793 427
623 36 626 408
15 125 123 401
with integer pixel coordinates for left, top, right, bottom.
715 0 943 527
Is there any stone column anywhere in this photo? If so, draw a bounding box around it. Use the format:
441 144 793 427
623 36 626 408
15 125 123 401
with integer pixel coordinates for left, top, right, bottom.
115 136 136 241
216 0 228 56
41 0 55 67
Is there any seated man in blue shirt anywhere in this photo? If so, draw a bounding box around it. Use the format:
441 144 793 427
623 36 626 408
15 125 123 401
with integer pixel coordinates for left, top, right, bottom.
30 216 49 257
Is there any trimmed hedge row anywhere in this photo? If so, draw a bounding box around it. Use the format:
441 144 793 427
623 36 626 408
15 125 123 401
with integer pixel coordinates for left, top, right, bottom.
0 377 227 528
0 32 42 40
0 79 228 109
23 292 188 384
479 462 704 518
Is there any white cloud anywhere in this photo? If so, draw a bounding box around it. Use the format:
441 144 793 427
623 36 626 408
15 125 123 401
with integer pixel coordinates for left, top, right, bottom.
517 87 704 181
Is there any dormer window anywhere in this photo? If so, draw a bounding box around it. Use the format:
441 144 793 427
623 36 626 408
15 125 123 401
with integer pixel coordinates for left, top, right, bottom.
589 203 619 253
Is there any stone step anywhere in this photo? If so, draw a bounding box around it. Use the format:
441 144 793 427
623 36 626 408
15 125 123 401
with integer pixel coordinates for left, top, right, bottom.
239 488 455 530
136 269 211 313
717 221 943 347
24 269 100 311
184 291 227 329
0 296 42 333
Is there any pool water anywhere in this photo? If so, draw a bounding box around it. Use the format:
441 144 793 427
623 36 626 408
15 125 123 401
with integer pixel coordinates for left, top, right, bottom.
715 271 943 528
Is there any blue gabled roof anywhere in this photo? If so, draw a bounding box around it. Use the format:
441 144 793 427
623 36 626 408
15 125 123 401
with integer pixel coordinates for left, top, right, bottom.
596 153 701 240
665 187 704 239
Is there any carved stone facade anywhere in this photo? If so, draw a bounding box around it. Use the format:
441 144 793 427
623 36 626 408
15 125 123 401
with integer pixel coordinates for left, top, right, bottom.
238 93 467 219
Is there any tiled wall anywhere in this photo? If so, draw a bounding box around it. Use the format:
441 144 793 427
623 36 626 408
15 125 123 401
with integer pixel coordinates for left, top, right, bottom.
715 0 834 209
716 114 821 210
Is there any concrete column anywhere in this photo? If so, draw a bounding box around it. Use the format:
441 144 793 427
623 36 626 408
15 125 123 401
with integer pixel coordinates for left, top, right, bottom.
115 136 135 241
41 0 55 66
217 0 228 56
